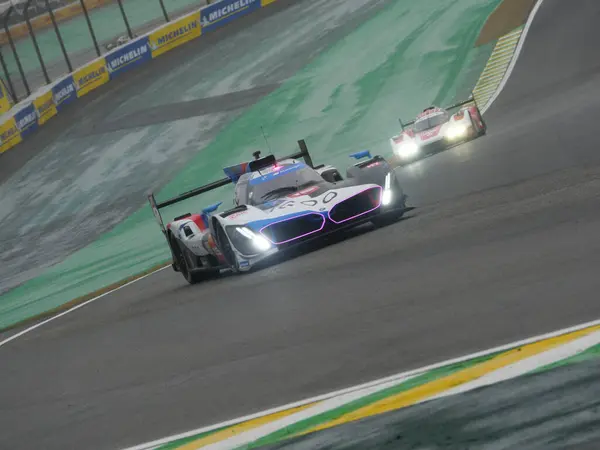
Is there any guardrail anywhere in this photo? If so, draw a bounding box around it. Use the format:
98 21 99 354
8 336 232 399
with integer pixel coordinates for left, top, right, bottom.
0 0 277 155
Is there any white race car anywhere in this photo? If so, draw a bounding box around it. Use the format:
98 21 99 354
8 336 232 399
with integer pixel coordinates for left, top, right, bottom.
390 99 487 165
148 141 413 283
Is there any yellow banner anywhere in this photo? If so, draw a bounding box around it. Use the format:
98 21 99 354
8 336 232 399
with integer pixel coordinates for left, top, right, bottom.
149 12 201 58
261 0 278 6
34 90 57 126
0 78 12 114
74 58 109 98
0 117 21 154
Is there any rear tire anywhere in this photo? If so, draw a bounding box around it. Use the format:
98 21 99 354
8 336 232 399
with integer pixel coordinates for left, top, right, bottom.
174 240 206 285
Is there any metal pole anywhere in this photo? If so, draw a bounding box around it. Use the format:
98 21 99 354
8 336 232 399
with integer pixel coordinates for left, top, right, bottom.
0 48 18 104
158 0 170 22
24 0 50 84
116 0 133 39
79 0 101 56
3 6 30 97
44 0 72 72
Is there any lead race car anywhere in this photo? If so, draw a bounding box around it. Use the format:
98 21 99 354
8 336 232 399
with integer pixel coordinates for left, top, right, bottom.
148 140 413 283
390 97 487 165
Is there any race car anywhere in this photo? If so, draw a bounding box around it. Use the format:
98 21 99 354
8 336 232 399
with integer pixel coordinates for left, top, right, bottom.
390 98 487 165
148 140 413 283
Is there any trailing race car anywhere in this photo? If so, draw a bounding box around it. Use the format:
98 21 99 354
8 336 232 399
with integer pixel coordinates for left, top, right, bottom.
148 140 413 283
390 98 487 165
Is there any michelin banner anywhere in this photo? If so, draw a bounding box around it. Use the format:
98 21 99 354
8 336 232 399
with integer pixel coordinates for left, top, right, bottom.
106 37 152 79
201 0 261 33
149 12 201 58
74 58 109 98
14 103 39 139
0 117 21 154
34 90 58 125
52 76 77 111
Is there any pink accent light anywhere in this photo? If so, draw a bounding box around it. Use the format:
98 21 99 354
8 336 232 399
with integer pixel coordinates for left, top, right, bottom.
327 186 382 224
259 212 326 245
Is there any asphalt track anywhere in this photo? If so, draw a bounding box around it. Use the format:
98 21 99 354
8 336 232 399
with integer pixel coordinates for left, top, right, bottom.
2 0 600 449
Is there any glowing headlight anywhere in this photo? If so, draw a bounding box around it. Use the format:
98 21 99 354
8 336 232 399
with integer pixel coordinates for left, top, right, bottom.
446 124 467 140
382 173 393 206
395 140 419 159
382 189 392 206
236 227 272 251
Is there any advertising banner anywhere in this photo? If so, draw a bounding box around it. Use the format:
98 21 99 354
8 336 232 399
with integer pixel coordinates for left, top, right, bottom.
261 0 278 6
0 117 21 154
74 58 109 98
33 90 58 125
14 103 39 139
106 36 152 79
201 0 261 33
149 12 201 58
0 78 12 114
52 75 77 111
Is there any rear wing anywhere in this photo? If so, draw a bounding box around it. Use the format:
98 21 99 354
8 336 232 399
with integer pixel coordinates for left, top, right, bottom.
398 94 480 131
147 139 317 239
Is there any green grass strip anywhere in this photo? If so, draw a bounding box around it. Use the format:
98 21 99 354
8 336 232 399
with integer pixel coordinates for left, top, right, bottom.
241 351 504 449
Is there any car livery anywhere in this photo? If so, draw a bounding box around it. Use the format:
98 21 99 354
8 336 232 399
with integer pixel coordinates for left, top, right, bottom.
148 142 414 283
390 98 487 165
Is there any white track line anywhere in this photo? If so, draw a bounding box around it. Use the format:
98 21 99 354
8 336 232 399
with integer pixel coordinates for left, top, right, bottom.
481 0 546 114
191 330 600 450
0 266 169 349
122 317 600 450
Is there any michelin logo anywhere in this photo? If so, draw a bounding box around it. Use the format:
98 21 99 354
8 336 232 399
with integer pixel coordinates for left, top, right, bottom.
17 109 37 131
201 0 258 26
77 67 106 88
53 81 75 105
150 21 198 50
36 97 54 118
108 44 149 72
0 124 17 145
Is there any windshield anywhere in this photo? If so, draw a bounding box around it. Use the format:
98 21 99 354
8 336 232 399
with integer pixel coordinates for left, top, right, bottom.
413 112 448 132
246 165 323 205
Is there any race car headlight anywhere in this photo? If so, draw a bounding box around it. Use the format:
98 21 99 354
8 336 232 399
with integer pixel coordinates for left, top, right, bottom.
236 226 272 252
394 140 419 159
226 225 272 255
446 124 467 140
382 173 393 206
382 189 392 206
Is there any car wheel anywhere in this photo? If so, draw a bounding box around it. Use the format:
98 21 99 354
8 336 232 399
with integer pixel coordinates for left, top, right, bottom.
174 241 205 285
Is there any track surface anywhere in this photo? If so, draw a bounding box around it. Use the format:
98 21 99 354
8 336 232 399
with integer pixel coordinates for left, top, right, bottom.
2 0 600 449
